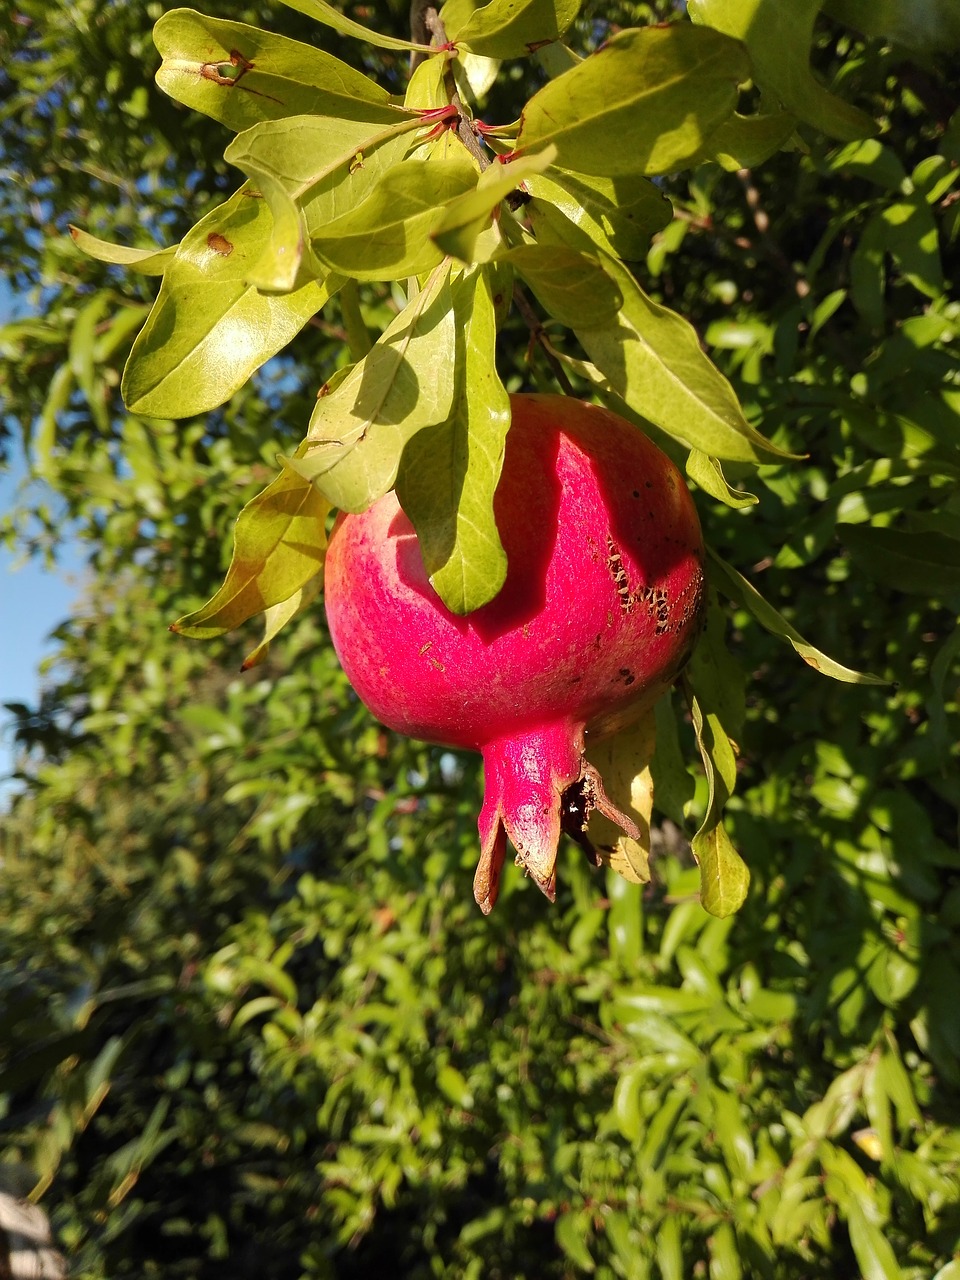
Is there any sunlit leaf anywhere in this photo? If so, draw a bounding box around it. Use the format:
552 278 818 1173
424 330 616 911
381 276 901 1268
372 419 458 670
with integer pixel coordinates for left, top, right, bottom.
442 0 581 59
277 0 432 51
686 450 758 508
525 168 672 260
585 711 656 885
515 24 749 176
122 185 337 417
68 225 177 275
153 9 398 133
531 206 791 462
395 267 510 615
707 547 889 684
706 110 798 171
172 463 330 639
689 0 878 141
688 689 749 918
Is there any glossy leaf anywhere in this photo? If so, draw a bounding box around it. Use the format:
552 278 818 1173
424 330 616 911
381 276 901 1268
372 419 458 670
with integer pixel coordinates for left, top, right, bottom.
276 0 432 51
122 185 335 417
311 157 480 281
154 9 397 133
585 710 656 885
442 0 582 60
289 265 456 512
395 268 510 615
69 226 177 275
707 548 888 684
515 24 749 177
525 168 672 260
172 463 330 639
688 0 878 141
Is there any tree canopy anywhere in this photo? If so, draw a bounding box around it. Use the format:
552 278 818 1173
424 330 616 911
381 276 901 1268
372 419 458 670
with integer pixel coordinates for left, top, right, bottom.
1 1 959 1276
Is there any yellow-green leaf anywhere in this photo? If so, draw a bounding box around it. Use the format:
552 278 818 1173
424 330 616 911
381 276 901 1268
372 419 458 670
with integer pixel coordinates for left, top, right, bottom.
172 464 330 639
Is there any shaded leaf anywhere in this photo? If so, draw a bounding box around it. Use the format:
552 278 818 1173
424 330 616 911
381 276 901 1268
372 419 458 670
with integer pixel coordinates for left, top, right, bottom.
515 24 749 177
172 463 330 639
395 267 510 615
122 185 336 417
506 242 622 327
650 694 695 827
311 157 480 280
707 110 798 171
432 147 556 262
839 524 960 596
241 573 324 671
288 265 457 512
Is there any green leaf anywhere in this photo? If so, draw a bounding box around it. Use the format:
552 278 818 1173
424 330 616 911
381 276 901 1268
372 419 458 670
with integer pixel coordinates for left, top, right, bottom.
276 0 432 51
224 113 423 291
688 0 878 141
505 242 622 327
395 268 510 614
555 1212 595 1273
525 169 672 260
172 463 330 640
650 694 695 827
585 711 656 885
845 1196 905 1280
686 451 758 508
707 547 888 684
432 147 556 262
825 0 960 54
515 24 749 177
153 9 397 133
838 524 960 596
687 594 747 743
311 157 480 281
122 185 337 417
706 110 798 171
240 573 324 671
442 0 582 60
288 265 457 512
529 212 791 462
68 225 177 275
688 689 749 918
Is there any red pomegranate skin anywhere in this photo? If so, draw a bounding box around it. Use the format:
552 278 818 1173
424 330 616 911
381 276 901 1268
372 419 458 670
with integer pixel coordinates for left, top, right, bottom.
323 394 705 911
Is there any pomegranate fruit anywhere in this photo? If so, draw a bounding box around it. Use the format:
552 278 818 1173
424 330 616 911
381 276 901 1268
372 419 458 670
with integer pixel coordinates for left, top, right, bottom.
323 394 705 912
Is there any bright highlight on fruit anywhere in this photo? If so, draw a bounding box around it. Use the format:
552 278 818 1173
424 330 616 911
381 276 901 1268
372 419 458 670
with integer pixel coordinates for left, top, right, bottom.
324 394 706 911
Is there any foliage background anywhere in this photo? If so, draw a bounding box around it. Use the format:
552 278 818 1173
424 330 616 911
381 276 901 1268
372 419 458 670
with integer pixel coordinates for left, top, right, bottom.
1 1 959 1277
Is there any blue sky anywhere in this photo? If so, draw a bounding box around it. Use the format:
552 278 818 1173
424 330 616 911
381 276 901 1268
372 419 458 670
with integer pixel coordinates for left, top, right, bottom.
0 282 85 795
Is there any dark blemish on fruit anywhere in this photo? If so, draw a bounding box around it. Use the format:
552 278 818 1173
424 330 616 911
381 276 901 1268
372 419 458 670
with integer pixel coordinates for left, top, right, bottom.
605 534 635 614
632 489 640 498
645 480 654 489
